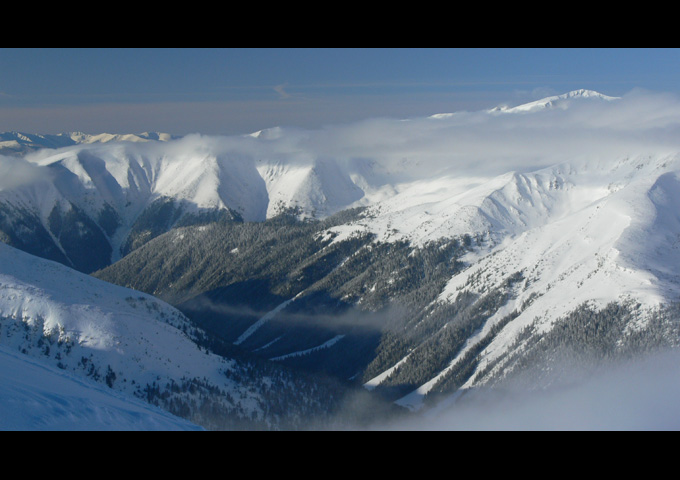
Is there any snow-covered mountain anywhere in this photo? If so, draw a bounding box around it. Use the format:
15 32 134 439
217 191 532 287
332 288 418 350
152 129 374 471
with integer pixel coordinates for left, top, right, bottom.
0 132 391 270
4 89 680 427
0 240 361 430
487 88 620 113
94 147 680 413
0 131 177 156
348 152 680 409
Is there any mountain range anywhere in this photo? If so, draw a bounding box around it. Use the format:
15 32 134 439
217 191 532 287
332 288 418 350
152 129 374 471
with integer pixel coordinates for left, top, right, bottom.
2 89 680 429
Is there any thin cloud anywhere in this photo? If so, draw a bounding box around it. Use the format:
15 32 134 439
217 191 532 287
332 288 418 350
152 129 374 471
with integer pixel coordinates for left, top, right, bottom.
0 156 50 190
274 83 291 99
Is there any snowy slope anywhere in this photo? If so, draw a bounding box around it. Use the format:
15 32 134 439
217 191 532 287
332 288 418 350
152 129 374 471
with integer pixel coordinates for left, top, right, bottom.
0 241 223 387
352 152 680 409
0 344 202 431
0 241 277 428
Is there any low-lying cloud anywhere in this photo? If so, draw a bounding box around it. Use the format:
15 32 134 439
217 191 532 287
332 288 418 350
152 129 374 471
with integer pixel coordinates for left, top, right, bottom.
380 348 680 430
12 88 680 191
0 155 51 191
147 88 680 181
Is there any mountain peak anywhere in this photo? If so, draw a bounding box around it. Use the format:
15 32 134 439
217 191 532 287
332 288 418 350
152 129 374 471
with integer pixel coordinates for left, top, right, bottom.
428 90 620 119
0 131 178 156
489 89 620 113
548 89 620 102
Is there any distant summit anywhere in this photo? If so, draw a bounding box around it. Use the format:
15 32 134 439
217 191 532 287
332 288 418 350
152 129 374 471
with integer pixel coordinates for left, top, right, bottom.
429 90 620 120
488 89 620 114
0 131 178 156
67 131 178 144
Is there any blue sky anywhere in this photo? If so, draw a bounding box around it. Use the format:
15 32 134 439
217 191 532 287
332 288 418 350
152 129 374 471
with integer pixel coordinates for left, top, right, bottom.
2 48 680 136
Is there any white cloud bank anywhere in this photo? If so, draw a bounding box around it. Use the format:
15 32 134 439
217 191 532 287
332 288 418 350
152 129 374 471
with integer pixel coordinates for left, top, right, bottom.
378 349 680 431
15 88 680 185
0 155 52 191
171 88 680 181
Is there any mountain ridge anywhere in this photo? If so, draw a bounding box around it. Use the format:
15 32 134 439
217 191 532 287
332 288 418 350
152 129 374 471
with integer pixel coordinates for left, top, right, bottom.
0 131 178 155
489 88 620 113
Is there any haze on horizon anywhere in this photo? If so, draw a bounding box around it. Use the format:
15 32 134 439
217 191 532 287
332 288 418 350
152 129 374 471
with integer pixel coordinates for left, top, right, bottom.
2 48 680 136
